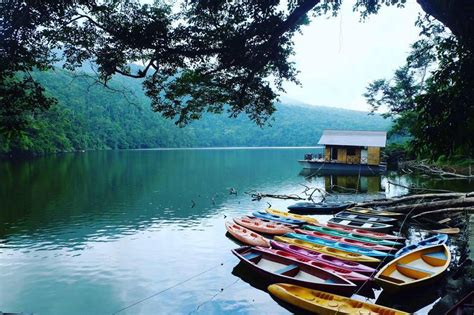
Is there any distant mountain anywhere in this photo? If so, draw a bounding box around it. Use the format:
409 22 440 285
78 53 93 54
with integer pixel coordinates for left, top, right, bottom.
0 69 391 155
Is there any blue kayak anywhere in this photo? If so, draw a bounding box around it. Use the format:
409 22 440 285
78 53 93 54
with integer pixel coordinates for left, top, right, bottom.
252 211 305 225
395 234 448 257
284 232 392 258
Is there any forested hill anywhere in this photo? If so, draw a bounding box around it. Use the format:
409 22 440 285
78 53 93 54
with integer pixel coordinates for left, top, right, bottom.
0 69 391 155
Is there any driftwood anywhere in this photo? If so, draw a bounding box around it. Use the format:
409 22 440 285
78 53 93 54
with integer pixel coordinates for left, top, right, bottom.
356 192 470 208
411 207 474 219
383 197 474 214
248 192 305 201
401 160 474 179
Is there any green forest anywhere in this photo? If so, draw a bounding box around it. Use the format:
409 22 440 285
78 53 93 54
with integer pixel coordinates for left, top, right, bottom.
0 69 390 156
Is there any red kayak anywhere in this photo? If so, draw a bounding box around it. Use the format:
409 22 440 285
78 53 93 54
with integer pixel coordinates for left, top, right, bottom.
256 246 371 283
294 228 395 252
270 240 376 275
233 216 295 235
312 222 404 241
225 222 270 247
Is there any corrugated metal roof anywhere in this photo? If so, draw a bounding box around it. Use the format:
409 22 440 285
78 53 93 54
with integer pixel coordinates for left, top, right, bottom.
318 130 387 147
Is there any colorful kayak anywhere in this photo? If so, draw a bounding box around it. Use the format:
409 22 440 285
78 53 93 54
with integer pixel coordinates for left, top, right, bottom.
328 217 394 232
256 246 370 282
225 222 269 247
295 228 395 252
347 206 405 217
270 240 376 274
266 208 318 224
302 225 403 247
375 244 451 292
284 232 392 258
312 221 404 240
233 216 294 235
268 283 409 315
395 234 448 258
274 236 381 265
232 246 356 295
335 211 398 223
446 290 474 315
252 210 306 225
287 202 351 214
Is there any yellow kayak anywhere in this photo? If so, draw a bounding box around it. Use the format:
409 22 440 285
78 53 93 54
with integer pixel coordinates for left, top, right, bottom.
347 207 404 217
266 208 318 224
375 244 450 293
268 283 410 315
274 236 380 265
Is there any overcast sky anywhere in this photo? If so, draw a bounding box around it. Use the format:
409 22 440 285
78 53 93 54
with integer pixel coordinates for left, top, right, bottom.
282 1 422 111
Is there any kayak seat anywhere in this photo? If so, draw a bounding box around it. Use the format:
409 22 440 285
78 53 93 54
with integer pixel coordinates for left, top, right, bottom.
324 278 335 283
396 263 433 279
275 264 299 275
378 274 405 284
243 253 261 261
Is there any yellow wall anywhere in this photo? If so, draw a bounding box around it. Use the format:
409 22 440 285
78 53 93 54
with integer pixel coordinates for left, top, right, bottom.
325 147 331 161
337 148 347 163
368 146 381 165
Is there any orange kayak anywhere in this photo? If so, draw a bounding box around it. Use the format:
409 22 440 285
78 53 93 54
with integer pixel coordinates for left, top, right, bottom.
234 216 295 235
225 222 270 247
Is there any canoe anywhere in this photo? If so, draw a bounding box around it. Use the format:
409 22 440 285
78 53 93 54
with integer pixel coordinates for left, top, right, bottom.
266 208 318 224
287 201 351 214
268 283 410 315
225 222 269 247
284 232 392 258
328 217 394 232
256 246 371 282
446 290 474 315
375 244 451 292
295 228 395 252
232 246 356 295
302 225 403 247
233 216 295 235
274 236 381 265
252 210 306 225
395 234 448 258
312 221 404 240
347 206 405 217
335 211 399 223
270 240 376 275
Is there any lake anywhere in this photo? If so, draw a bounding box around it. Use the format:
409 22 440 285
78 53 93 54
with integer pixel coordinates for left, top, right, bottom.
1 148 473 314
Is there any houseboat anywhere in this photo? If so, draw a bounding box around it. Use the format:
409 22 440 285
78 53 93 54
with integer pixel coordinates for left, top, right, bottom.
299 130 387 174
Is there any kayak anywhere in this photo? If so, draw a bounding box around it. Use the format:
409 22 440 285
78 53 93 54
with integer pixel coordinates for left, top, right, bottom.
268 283 409 315
252 210 306 225
375 244 451 293
327 217 394 233
312 221 404 240
233 216 295 235
347 206 405 217
225 222 269 247
287 201 352 214
395 234 448 258
232 246 356 295
265 208 318 224
284 232 392 258
302 224 403 247
270 240 376 274
274 236 381 265
335 211 399 223
295 228 395 251
257 246 371 282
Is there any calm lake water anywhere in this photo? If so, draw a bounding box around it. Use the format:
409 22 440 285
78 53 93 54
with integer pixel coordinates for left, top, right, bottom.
1 148 473 314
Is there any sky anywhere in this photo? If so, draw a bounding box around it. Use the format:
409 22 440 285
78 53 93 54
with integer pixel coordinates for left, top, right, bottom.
282 1 422 111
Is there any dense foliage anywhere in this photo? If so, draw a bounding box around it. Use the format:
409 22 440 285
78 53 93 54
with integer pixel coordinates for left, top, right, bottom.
0 69 390 156
364 15 474 160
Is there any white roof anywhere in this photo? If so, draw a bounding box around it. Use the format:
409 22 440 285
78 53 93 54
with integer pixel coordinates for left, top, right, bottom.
318 130 387 147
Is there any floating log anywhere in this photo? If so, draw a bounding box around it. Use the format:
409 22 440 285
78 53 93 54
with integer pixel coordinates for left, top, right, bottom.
357 192 470 208
383 198 474 214
411 207 474 219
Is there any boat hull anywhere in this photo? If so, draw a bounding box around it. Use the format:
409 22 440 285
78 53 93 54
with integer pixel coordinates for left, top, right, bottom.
395 234 448 258
335 211 398 223
252 211 306 225
327 218 394 233
287 202 351 215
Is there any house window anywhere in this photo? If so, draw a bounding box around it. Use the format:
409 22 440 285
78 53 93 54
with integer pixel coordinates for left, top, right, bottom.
347 147 356 156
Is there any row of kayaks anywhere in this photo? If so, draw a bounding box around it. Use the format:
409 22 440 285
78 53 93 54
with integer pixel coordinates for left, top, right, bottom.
225 205 454 314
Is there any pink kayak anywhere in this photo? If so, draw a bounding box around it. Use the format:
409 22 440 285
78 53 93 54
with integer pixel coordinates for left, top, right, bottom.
256 246 371 283
225 222 270 247
233 216 295 235
312 222 404 241
294 228 395 252
270 240 376 275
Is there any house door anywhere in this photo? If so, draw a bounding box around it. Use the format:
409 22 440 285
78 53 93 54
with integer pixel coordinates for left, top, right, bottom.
331 147 338 161
361 149 368 164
